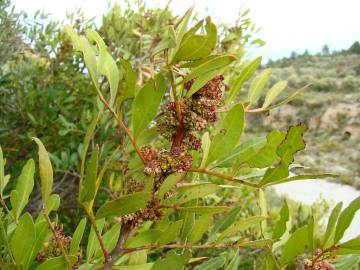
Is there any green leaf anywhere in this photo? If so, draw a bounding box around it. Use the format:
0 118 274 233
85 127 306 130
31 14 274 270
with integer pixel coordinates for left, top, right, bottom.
95 222 121 259
280 226 308 266
128 250 148 266
157 173 184 199
10 159 34 219
334 196 360 243
208 206 241 242
132 74 166 138
151 250 189 270
177 206 229 214
206 103 245 165
189 215 211 244
32 138 53 205
248 68 271 105
323 202 342 248
87 218 105 261
247 131 286 168
259 189 267 233
182 55 236 83
113 263 154 270
266 84 310 111
217 216 266 241
166 183 219 205
333 255 360 270
272 201 290 240
259 125 306 186
64 26 98 88
225 249 240 270
338 235 360 250
70 218 87 255
46 194 61 213
238 239 273 248
186 67 227 98
0 146 4 197
96 192 150 219
35 256 77 270
86 29 120 107
227 57 262 103
121 59 137 99
261 254 277 270
173 17 217 63
81 145 99 202
11 213 36 268
125 229 162 248
194 257 225 270
308 216 315 253
262 81 288 109
262 174 335 187
200 132 211 168
158 220 183 245
80 112 99 180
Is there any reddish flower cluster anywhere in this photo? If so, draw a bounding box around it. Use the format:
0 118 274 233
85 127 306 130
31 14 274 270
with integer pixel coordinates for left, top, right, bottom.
303 259 335 270
157 75 224 150
141 146 192 177
37 226 80 263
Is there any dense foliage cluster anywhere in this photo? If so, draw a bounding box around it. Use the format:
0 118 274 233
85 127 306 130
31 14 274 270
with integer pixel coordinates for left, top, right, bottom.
0 1 360 270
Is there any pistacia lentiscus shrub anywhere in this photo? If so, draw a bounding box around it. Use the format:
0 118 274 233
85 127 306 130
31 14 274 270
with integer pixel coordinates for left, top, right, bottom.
1 7 360 270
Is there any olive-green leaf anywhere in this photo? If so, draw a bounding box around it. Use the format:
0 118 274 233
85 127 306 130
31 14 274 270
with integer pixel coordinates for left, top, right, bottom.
158 220 183 245
11 159 35 219
96 192 150 219
338 236 360 250
225 249 240 270
87 218 105 261
35 255 77 270
70 218 87 255
248 68 271 105
206 103 245 165
0 146 4 197
280 226 308 266
157 173 184 199
334 196 360 243
177 206 230 214
208 206 241 242
189 215 212 244
166 183 219 205
114 263 154 270
262 81 288 109
323 202 343 248
11 213 36 268
259 189 267 232
186 67 227 98
132 74 166 138
81 145 99 202
194 257 225 270
333 255 360 270
151 250 189 270
217 216 266 241
272 201 290 240
121 59 137 99
182 55 236 83
173 17 217 63
33 137 53 205
125 229 162 248
227 56 262 103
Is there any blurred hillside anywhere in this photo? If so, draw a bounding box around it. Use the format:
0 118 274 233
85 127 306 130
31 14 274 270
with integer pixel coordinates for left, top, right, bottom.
250 43 360 188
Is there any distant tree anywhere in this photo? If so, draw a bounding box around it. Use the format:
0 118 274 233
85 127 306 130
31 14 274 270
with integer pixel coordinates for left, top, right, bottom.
290 51 297 59
322 44 330 55
348 41 360 54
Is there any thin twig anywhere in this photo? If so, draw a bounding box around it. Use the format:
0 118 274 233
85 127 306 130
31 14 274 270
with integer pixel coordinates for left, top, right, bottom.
188 167 259 188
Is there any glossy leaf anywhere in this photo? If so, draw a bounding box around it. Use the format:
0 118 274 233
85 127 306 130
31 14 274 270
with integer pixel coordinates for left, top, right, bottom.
262 81 288 109
11 213 36 268
227 56 262 103
151 250 189 270
334 196 360 243
280 226 308 266
194 257 225 270
35 255 77 270
248 68 271 105
217 216 266 241
323 202 343 248
272 201 290 240
33 137 53 205
132 74 166 138
70 218 87 255
96 192 150 219
10 159 34 219
206 103 245 165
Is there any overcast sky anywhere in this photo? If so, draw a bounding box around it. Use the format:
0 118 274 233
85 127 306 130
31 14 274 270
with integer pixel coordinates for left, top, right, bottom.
13 0 360 61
